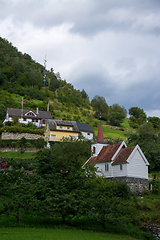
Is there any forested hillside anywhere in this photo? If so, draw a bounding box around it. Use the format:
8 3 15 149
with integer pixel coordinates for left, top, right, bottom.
0 37 160 174
0 37 91 122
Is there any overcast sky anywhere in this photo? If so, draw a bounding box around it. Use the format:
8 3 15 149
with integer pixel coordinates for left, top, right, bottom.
0 0 160 117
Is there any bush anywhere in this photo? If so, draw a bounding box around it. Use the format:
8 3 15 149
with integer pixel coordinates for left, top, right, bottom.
0 139 45 149
150 179 160 194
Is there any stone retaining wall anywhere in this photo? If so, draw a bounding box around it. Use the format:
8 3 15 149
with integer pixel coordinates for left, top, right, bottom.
146 223 160 240
1 132 44 140
107 177 149 193
0 147 39 152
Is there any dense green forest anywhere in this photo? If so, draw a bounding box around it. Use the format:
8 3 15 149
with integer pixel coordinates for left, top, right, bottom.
0 140 159 240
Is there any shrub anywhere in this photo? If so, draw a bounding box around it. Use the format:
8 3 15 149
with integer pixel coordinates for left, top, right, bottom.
150 179 160 194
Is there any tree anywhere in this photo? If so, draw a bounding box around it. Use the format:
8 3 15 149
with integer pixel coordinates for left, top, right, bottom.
147 116 160 130
129 107 146 127
0 170 39 224
127 122 160 172
91 95 109 120
109 104 127 127
42 172 88 225
87 178 131 229
81 89 88 99
0 68 5 85
0 104 6 120
36 139 91 177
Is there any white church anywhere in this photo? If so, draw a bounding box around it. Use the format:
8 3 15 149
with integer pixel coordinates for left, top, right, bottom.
83 122 150 192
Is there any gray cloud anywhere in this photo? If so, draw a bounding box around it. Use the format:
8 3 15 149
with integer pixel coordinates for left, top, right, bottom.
0 0 160 117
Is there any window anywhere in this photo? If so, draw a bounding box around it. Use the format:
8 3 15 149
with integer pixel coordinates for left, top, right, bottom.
67 126 70 130
93 146 96 154
32 119 34 122
27 112 34 116
69 136 78 139
120 164 123 170
36 119 38 122
105 163 109 171
51 135 56 138
59 126 63 129
43 120 45 124
87 133 90 135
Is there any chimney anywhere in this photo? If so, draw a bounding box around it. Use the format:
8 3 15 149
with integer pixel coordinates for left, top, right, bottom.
36 107 39 114
47 102 49 112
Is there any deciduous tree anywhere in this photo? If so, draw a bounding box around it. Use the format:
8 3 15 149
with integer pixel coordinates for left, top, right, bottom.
91 95 109 120
129 107 146 127
109 104 127 126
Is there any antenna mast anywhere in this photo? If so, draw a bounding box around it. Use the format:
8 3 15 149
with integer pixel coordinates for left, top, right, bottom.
43 55 47 87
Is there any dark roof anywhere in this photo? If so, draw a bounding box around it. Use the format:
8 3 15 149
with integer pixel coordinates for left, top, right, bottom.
55 120 74 126
77 122 94 133
7 108 52 119
47 119 80 132
112 146 135 164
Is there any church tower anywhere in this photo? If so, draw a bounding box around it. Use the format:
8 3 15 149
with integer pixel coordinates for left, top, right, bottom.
91 122 109 156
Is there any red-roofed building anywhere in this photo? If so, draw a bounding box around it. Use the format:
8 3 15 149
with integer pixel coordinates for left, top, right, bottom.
91 122 109 157
83 123 149 192
83 141 149 180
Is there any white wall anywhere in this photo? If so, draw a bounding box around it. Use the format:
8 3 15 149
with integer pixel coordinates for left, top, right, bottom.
91 142 109 157
128 149 148 179
95 162 112 177
112 163 128 177
81 131 93 140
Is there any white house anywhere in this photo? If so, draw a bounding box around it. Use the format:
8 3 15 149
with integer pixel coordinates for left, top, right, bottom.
76 122 94 140
82 122 150 192
84 141 149 179
3 107 53 128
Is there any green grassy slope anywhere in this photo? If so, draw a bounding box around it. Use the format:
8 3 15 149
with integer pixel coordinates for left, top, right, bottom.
0 228 139 240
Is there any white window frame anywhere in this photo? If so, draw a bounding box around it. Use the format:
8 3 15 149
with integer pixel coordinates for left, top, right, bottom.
105 163 109 171
120 164 123 170
51 135 56 138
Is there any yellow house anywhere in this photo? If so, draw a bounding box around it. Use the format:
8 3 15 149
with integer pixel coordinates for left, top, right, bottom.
45 119 80 143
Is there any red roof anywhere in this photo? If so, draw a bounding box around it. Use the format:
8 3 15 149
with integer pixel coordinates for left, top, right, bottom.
96 122 104 142
88 143 122 164
89 156 97 163
112 146 135 164
86 143 136 165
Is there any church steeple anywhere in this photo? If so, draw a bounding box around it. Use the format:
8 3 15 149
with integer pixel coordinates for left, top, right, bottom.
96 122 104 142
91 121 109 157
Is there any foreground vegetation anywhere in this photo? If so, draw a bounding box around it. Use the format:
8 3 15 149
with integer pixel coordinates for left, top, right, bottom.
0 141 159 240
0 227 140 240
0 151 36 159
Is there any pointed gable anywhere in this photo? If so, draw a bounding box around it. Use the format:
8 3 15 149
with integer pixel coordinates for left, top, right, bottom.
112 146 136 165
96 143 122 163
96 122 104 142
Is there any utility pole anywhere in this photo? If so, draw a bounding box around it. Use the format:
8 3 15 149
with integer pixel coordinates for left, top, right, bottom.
43 55 47 87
